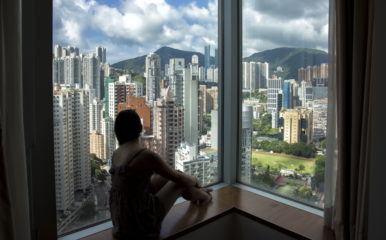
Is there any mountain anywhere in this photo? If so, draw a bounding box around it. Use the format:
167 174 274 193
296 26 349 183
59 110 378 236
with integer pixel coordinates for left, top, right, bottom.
243 47 328 80
111 46 214 74
112 46 327 80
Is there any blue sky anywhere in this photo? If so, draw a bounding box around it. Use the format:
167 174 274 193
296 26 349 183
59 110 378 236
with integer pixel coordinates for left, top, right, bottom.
53 0 328 64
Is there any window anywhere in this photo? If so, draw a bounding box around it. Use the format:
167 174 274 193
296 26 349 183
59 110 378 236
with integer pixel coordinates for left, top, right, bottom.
239 0 329 208
52 0 220 236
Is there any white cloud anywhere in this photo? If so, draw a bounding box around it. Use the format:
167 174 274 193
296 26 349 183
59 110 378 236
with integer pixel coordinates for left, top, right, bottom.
53 0 328 63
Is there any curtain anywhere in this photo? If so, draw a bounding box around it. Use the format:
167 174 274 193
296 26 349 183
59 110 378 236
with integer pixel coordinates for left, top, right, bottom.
325 0 375 239
0 0 31 239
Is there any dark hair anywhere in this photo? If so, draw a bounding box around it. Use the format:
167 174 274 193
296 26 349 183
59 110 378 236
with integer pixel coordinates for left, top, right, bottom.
114 110 143 145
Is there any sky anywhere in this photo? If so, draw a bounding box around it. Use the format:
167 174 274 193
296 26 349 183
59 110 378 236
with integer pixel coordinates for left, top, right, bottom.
53 0 329 64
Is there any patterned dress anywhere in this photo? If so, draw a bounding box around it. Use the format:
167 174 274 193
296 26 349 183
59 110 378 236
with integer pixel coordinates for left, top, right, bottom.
109 149 165 239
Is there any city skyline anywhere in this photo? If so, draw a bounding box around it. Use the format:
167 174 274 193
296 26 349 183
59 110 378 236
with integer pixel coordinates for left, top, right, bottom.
53 0 328 63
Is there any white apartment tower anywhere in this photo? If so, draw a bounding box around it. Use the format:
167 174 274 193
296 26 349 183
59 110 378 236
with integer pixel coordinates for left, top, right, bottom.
267 76 283 128
102 117 115 166
169 58 185 105
53 86 91 210
145 53 161 105
89 99 104 133
183 55 199 148
64 55 82 86
82 54 101 99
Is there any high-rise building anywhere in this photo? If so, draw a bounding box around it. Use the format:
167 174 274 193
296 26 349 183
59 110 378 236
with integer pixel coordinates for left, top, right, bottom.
204 45 211 71
90 131 105 160
206 86 218 112
82 54 101 99
242 62 250 90
240 105 253 184
101 117 115 166
118 96 152 135
89 99 103 133
63 55 82 86
280 107 313 144
211 110 218 150
96 46 107 63
198 66 205 81
298 64 328 83
108 80 129 118
54 44 62 58
267 76 283 128
282 80 295 109
145 53 161 105
257 62 269 89
175 143 218 186
312 98 328 142
53 58 64 84
183 55 199 147
153 88 184 167
53 86 91 210
214 48 218 68
103 77 117 117
169 58 185 105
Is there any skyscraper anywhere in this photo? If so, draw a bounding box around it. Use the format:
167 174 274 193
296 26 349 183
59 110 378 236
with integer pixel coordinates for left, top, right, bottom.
90 131 105 160
282 80 293 109
280 107 313 144
169 58 185 105
53 58 64 84
183 55 199 148
312 98 328 142
242 62 250 90
53 86 91 210
204 45 211 71
63 55 82 86
214 48 218 68
267 76 283 128
96 46 107 63
145 53 161 105
153 88 184 167
89 99 103 133
257 62 269 89
101 117 115 166
240 105 253 184
82 53 101 99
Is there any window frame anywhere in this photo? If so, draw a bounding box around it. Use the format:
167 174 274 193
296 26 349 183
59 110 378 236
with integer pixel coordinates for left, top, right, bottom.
26 0 324 239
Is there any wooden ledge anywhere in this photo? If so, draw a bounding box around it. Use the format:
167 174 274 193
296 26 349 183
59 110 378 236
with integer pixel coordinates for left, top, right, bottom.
81 186 334 240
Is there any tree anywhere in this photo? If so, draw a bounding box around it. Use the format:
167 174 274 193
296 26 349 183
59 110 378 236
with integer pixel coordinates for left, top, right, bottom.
133 74 145 84
313 155 326 188
254 165 276 188
294 186 313 199
96 169 108 182
90 154 103 177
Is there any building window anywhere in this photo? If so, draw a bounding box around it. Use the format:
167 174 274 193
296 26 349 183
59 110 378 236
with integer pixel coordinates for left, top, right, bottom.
239 0 329 208
53 0 220 236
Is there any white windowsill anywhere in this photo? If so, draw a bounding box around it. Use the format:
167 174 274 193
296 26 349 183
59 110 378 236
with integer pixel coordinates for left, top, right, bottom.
58 182 322 240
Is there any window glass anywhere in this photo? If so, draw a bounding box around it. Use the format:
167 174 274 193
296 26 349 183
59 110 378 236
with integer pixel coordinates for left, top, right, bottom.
240 0 329 208
53 0 219 235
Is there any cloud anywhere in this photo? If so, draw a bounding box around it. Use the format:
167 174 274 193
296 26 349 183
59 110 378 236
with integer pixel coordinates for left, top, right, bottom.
242 0 329 56
53 0 328 63
53 0 218 63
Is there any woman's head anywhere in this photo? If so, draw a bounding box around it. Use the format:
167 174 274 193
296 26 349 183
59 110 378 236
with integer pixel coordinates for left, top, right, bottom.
114 110 143 145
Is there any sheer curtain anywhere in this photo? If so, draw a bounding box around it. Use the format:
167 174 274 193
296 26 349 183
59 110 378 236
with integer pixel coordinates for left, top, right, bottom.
0 0 31 239
325 0 375 239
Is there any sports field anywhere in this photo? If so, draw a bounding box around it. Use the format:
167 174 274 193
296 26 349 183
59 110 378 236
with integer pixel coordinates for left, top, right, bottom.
252 151 315 175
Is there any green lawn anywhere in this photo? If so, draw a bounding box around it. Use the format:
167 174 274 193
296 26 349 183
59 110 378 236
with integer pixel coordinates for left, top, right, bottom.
252 152 315 175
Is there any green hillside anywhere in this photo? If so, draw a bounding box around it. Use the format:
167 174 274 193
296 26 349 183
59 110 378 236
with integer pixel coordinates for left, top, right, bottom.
243 47 328 79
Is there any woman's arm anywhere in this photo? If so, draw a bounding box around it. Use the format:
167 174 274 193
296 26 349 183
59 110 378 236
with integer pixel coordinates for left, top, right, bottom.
144 150 198 187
